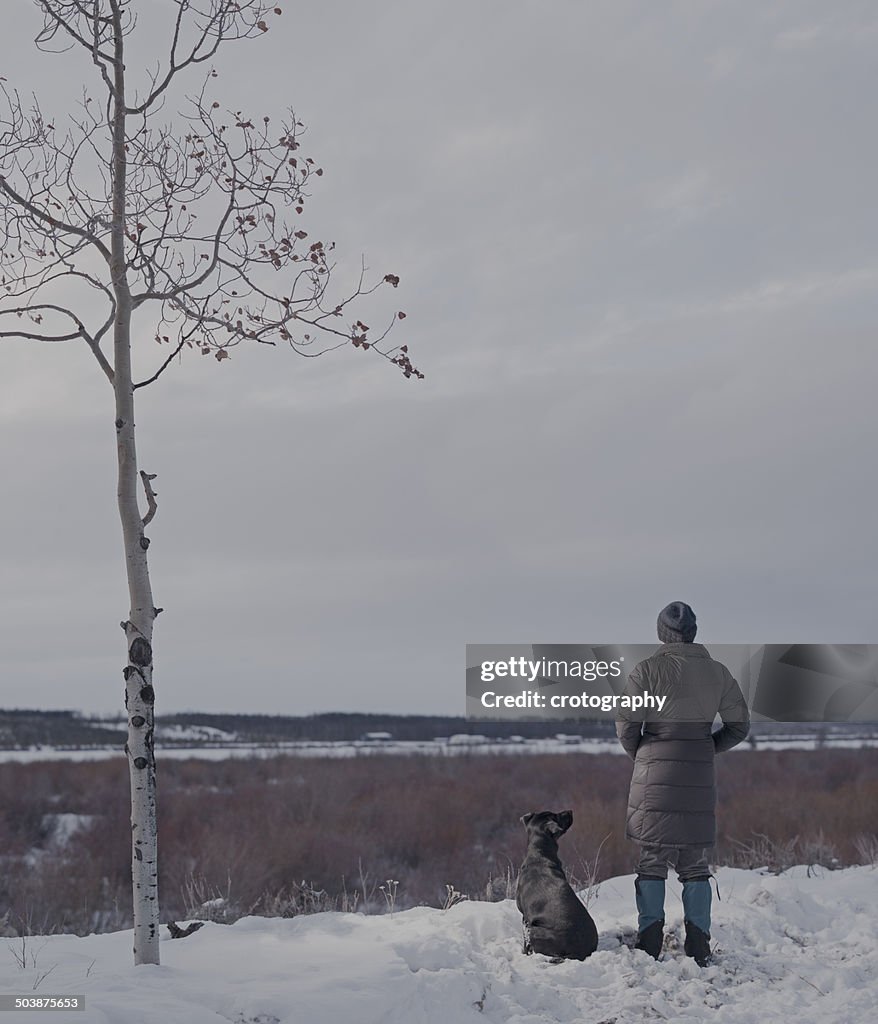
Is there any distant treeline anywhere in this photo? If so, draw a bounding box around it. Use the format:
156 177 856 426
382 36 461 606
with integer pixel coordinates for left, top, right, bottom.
1 708 874 750
0 710 126 750
163 711 620 743
0 709 618 749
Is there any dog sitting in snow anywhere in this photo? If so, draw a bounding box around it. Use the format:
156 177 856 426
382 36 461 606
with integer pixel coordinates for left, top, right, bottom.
516 810 598 961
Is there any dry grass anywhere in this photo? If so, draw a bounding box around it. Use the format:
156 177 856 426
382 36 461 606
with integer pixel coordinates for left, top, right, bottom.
0 748 875 933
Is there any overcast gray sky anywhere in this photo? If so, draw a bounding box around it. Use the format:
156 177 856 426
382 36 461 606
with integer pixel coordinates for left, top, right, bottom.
1 1 877 716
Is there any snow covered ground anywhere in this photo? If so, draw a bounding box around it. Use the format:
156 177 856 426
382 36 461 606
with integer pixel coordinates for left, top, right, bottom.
0 864 874 1023
2 733 877 763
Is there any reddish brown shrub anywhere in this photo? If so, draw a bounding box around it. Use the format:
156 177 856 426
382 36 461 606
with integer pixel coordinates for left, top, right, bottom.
0 748 873 933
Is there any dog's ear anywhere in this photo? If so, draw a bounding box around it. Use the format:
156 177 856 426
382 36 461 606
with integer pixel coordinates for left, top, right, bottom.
520 812 535 826
546 811 573 836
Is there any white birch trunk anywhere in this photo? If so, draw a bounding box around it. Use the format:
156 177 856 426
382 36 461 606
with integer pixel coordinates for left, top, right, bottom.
109 1 160 967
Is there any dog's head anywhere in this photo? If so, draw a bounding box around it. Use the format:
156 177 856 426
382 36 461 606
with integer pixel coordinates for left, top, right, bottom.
520 809 573 841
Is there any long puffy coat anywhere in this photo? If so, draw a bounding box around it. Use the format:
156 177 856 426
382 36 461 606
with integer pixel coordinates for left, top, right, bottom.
615 643 750 848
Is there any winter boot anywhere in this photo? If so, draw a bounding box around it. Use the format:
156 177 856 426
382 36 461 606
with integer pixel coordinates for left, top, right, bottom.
635 919 664 959
634 875 665 959
682 876 712 966
684 920 711 966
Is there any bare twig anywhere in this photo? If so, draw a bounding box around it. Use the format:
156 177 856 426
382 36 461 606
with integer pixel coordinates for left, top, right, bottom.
139 471 158 527
32 963 58 991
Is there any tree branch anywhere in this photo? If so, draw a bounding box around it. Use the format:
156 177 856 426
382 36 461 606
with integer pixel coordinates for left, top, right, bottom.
0 327 81 342
140 471 158 527
0 175 112 263
83 330 115 383
133 335 187 390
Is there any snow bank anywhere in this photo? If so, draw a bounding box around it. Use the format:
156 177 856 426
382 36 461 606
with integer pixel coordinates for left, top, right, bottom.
41 814 98 848
0 865 874 1023
2 734 876 764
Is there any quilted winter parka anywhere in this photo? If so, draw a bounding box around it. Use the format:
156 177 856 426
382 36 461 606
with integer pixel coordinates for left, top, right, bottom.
615 643 750 848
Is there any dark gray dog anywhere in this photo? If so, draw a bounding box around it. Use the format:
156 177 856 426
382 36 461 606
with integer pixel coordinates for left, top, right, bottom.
516 810 598 961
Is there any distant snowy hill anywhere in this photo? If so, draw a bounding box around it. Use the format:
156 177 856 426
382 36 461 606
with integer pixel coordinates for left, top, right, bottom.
0 865 874 1023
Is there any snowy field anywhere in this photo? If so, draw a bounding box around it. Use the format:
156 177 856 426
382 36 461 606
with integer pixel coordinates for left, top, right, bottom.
2 733 877 763
0 864 874 1023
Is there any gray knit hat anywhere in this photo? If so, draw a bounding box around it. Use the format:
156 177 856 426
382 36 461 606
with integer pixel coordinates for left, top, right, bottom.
657 601 697 644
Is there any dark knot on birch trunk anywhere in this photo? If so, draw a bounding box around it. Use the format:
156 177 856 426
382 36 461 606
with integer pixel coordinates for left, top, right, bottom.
129 637 152 666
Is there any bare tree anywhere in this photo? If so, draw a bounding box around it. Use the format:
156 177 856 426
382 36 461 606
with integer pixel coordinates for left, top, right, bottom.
0 0 420 967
